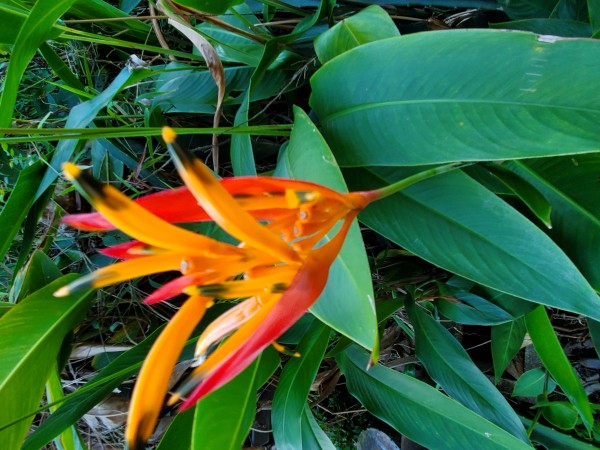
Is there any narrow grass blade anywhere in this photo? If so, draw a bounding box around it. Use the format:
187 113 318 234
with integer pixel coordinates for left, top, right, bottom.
0 0 76 128
36 66 151 198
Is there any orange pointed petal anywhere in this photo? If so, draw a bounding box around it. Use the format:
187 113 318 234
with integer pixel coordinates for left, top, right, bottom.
126 295 210 449
62 163 239 257
162 128 300 263
178 214 357 408
54 253 187 296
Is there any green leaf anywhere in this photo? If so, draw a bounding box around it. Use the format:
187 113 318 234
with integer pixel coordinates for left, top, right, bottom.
0 3 62 46
275 107 377 351
405 297 529 442
191 347 280 449
171 0 244 15
156 409 193 450
151 64 291 113
10 251 62 302
314 5 399 64
435 289 514 325
0 276 92 448
485 163 552 228
0 0 75 128
45 365 86 450
337 346 534 450
36 66 152 198
496 0 558 19
23 303 232 450
508 157 600 291
231 40 282 176
68 0 150 36
541 401 579 430
0 162 44 263
300 403 336 450
491 318 527 383
587 318 600 359
0 302 14 318
490 19 592 37
590 0 600 35
521 416 599 449
347 167 600 320
524 306 594 430
272 321 330 448
513 368 556 397
310 30 600 167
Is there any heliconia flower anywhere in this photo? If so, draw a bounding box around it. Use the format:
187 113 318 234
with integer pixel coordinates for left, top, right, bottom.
55 126 462 449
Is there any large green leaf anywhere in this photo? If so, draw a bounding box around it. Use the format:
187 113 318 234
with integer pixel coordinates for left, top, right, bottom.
0 276 92 448
508 157 600 290
314 5 399 64
310 30 600 167
274 107 377 351
191 348 279 449
337 346 534 450
405 297 529 441
524 306 594 431
151 64 291 113
10 251 62 302
347 167 600 320
0 162 44 263
0 0 75 128
272 321 330 449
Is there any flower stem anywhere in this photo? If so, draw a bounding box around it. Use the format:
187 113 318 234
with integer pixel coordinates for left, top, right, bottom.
366 162 470 201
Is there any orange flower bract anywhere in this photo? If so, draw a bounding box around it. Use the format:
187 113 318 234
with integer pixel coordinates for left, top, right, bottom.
56 127 375 449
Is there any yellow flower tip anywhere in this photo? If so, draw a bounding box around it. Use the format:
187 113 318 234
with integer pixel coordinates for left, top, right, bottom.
162 126 177 144
292 352 301 358
167 392 182 407
53 286 70 297
62 162 81 181
183 286 198 296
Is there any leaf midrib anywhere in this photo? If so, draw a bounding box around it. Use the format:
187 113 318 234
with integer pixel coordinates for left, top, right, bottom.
320 98 600 124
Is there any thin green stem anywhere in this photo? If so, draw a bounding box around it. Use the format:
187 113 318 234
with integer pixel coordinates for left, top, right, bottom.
368 162 471 201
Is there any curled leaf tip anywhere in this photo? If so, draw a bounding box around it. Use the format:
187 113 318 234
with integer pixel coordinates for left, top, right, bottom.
162 126 177 144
